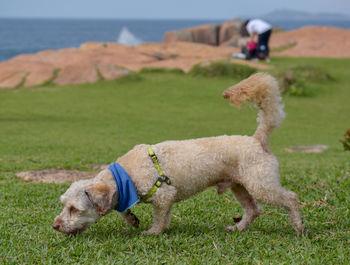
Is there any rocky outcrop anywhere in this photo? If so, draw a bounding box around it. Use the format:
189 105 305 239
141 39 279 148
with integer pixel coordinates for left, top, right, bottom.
0 42 244 89
97 64 129 80
163 29 193 43
164 24 220 46
164 19 243 47
0 67 27 89
218 19 243 46
24 64 56 87
53 63 99 85
190 24 220 46
1 25 349 89
165 22 350 57
270 26 350 57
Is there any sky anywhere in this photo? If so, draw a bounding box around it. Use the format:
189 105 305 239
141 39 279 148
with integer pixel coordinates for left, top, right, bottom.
1 0 350 20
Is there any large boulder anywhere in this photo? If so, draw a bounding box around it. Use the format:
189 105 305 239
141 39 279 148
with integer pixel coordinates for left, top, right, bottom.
54 63 99 85
23 62 56 87
164 24 220 46
0 67 27 89
218 19 243 46
163 29 193 43
190 24 220 46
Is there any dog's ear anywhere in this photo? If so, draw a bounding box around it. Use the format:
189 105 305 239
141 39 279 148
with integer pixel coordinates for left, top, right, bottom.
85 182 115 216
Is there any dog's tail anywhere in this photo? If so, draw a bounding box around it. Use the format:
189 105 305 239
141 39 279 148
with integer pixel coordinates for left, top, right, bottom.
222 72 285 151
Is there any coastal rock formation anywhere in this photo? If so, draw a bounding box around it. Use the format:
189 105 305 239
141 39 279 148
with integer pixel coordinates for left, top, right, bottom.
163 29 193 43
218 19 243 46
24 63 56 87
164 19 243 47
1 41 273 89
97 64 129 80
270 26 350 57
53 63 99 85
0 25 349 89
164 24 220 46
0 67 27 89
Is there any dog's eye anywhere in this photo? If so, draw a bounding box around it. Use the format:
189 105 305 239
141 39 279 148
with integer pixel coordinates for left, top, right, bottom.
69 206 80 215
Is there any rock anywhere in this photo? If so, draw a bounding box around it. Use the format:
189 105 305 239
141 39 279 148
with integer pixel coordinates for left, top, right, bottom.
144 57 204 72
218 19 242 46
164 24 220 46
0 68 27 89
16 170 95 183
54 63 99 85
163 29 193 43
24 70 54 87
270 26 350 57
23 175 31 182
80 42 108 50
164 19 243 47
190 24 220 46
23 63 56 87
140 51 179 60
151 51 178 60
0 71 27 88
97 64 129 80
284 145 329 153
220 37 239 47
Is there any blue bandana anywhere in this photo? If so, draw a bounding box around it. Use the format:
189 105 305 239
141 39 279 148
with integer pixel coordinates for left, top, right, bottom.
109 163 139 212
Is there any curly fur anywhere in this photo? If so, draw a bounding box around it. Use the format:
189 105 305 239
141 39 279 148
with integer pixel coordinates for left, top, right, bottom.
53 72 304 236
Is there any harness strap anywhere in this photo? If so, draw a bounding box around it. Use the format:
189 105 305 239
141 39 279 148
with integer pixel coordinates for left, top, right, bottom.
141 145 171 201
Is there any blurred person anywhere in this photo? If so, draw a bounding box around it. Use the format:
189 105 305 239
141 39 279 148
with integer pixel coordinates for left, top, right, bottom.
241 19 272 61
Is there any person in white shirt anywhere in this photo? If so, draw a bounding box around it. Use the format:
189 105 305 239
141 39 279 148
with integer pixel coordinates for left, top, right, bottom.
241 19 272 60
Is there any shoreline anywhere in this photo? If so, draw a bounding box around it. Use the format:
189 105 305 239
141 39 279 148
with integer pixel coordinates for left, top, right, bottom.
1 25 350 89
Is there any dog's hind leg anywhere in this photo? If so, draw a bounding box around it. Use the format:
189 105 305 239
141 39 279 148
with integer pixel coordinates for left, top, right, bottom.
244 173 305 235
265 188 304 235
225 183 261 232
142 201 174 235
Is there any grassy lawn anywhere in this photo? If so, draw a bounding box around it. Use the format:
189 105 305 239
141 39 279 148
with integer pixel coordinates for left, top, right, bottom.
0 57 349 264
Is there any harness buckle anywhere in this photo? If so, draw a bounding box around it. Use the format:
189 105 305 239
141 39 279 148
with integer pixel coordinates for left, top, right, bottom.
150 155 158 164
164 176 171 185
155 178 163 187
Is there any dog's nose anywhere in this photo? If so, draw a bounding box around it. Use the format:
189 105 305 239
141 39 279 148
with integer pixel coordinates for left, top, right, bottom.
52 223 60 231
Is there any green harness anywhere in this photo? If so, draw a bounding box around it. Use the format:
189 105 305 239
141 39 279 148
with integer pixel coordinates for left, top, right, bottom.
141 145 171 201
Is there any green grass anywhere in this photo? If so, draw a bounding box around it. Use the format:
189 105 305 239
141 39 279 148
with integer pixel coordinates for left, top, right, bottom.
1 57 350 264
272 63 335 96
189 61 256 78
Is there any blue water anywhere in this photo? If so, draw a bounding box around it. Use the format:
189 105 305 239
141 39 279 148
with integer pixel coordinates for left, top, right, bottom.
0 18 349 62
0 18 224 62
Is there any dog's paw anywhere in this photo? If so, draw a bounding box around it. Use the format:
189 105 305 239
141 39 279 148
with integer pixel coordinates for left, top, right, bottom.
295 222 306 236
225 225 238 232
141 228 162 235
226 223 249 232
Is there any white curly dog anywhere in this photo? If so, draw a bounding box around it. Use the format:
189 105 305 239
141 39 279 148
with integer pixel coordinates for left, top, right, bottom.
53 72 305 236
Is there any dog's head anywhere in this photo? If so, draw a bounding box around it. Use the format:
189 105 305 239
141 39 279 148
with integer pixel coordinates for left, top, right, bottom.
53 175 116 235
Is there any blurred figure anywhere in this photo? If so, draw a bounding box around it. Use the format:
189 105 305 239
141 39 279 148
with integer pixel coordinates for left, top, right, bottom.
241 19 272 61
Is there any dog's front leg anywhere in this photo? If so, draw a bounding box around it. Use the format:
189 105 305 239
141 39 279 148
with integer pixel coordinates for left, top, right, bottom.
142 202 173 235
121 209 140 228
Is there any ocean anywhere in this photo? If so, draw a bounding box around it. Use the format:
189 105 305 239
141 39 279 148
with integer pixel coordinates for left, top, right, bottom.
0 18 349 62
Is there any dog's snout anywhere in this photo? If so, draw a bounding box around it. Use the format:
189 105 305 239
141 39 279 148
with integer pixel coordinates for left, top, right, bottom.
52 223 60 231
